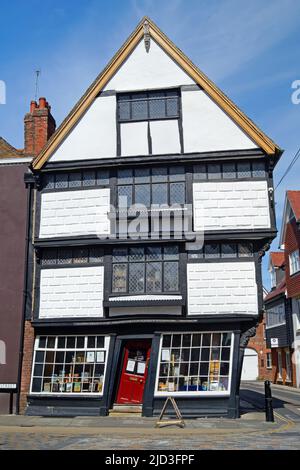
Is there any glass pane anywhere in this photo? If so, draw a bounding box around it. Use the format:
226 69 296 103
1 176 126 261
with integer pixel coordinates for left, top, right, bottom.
182 334 191 347
96 336 104 348
252 161 265 177
41 249 57 266
146 246 162 260
238 243 253 257
207 164 221 179
47 337 56 349
134 168 150 183
118 186 132 208
222 162 236 179
149 98 165 119
112 264 127 292
172 335 181 348
222 333 232 347
204 244 220 258
83 171 96 187
221 348 230 361
55 173 68 189
221 244 237 258
166 97 178 117
152 167 168 182
96 170 109 186
73 248 88 264
129 263 145 293
192 334 201 347
66 337 76 349
112 248 128 262
237 162 251 178
117 169 133 184
57 248 72 265
33 364 43 376
170 182 185 204
69 172 82 188
162 335 171 347
152 183 168 205
202 334 211 347
76 337 85 349
193 164 207 180
164 261 179 291
129 247 145 261
43 174 55 189
32 378 42 393
132 99 148 120
89 247 103 263
135 185 150 207
118 100 130 120
164 245 179 260
57 337 66 349
146 262 162 292
169 166 184 182
87 336 96 348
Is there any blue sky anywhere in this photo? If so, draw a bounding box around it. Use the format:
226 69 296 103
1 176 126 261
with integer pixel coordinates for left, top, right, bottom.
1 0 300 288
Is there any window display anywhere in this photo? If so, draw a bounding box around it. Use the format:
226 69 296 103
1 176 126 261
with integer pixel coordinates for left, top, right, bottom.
156 332 232 394
31 335 109 395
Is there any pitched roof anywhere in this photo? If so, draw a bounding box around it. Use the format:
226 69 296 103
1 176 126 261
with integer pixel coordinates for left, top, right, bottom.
287 190 300 223
0 137 23 159
264 278 286 302
270 252 285 268
32 16 282 170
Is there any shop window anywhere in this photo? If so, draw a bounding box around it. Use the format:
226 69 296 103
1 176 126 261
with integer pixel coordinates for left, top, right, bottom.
31 335 110 395
156 332 233 394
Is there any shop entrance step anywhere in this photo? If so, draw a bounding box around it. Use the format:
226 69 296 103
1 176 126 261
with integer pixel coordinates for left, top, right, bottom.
109 404 142 415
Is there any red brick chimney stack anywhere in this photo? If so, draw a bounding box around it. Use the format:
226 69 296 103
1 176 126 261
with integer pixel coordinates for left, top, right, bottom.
24 97 56 157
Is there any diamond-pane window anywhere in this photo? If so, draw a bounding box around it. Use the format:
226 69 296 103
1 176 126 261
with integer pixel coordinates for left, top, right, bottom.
97 170 109 186
118 186 132 207
55 173 68 189
57 249 72 264
164 245 179 260
129 247 145 261
129 263 145 293
193 164 207 180
134 168 151 183
252 161 265 177
170 182 185 205
237 162 251 178
222 163 236 179
118 100 130 120
83 171 96 186
207 164 221 179
152 167 168 182
69 172 82 188
73 248 88 264
149 98 166 119
205 244 220 258
152 183 168 205
164 261 179 291
238 243 253 257
112 264 127 292
166 97 179 117
131 98 148 120
135 184 151 207
146 262 162 292
146 246 162 261
44 174 55 189
89 247 103 263
41 249 57 266
221 244 237 258
117 90 179 122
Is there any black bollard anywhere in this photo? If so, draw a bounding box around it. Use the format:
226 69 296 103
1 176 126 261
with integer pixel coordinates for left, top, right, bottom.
265 380 274 422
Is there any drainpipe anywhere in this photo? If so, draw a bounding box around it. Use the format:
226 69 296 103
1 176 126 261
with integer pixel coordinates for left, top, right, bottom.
16 170 34 415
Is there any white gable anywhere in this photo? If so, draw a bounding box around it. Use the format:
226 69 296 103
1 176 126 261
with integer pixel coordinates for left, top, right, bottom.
182 89 257 152
103 38 195 92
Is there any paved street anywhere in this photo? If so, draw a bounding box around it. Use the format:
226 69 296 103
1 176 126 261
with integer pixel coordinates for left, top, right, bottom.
0 383 299 450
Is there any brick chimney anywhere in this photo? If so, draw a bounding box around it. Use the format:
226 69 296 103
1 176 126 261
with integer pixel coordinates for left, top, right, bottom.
24 97 56 157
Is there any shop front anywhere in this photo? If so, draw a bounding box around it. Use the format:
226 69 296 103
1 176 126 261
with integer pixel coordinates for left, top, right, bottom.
25 324 242 418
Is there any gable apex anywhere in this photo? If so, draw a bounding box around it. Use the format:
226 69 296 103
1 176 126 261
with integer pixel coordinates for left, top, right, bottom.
32 16 282 170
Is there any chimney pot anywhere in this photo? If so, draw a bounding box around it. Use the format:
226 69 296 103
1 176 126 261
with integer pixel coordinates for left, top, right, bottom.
39 97 47 109
30 100 37 113
24 97 56 157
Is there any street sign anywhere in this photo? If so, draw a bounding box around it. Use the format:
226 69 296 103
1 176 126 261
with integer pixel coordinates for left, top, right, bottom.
0 383 17 391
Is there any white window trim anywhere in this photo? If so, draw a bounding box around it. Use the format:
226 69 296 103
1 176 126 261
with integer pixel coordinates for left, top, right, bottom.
266 352 272 369
289 250 300 275
154 331 234 397
30 335 110 397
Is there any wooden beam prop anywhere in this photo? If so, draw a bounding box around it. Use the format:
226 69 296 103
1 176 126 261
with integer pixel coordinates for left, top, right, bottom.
155 397 185 428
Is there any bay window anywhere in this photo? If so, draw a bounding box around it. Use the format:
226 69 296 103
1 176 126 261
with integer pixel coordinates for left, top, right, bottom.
156 332 233 395
112 245 180 294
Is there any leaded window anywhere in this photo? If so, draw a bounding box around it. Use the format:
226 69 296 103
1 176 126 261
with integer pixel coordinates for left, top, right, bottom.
43 170 109 190
112 245 180 294
31 335 110 395
40 247 104 266
117 166 186 208
118 90 180 122
193 160 266 180
188 242 253 259
156 332 233 394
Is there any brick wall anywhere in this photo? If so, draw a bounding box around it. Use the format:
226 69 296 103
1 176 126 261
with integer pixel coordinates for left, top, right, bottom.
193 180 271 231
19 321 35 414
248 314 273 380
24 98 56 157
285 219 300 298
39 188 110 238
39 265 104 318
187 261 258 315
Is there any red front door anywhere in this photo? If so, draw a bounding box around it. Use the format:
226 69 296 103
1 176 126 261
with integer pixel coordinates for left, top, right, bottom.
116 340 151 404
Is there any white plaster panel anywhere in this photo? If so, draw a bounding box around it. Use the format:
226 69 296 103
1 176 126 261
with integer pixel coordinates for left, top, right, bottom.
39 188 110 238
150 120 181 154
120 121 148 156
104 39 194 92
49 96 116 162
182 90 257 152
187 262 258 315
193 180 270 231
39 266 104 318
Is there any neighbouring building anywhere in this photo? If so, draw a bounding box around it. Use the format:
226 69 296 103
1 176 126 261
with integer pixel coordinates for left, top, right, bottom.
279 191 300 387
0 99 55 413
265 251 296 386
19 18 282 418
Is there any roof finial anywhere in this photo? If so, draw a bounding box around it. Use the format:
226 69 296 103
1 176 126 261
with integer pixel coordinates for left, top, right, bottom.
143 19 150 53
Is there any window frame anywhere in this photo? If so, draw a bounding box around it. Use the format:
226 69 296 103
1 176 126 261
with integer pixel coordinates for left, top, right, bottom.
266 352 272 369
266 303 286 329
117 89 181 123
289 250 300 276
111 245 181 296
154 331 234 397
30 335 110 396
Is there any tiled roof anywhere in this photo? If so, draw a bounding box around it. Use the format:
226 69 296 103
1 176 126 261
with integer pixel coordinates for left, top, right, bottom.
270 251 285 268
264 279 286 302
287 190 300 222
0 137 24 159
